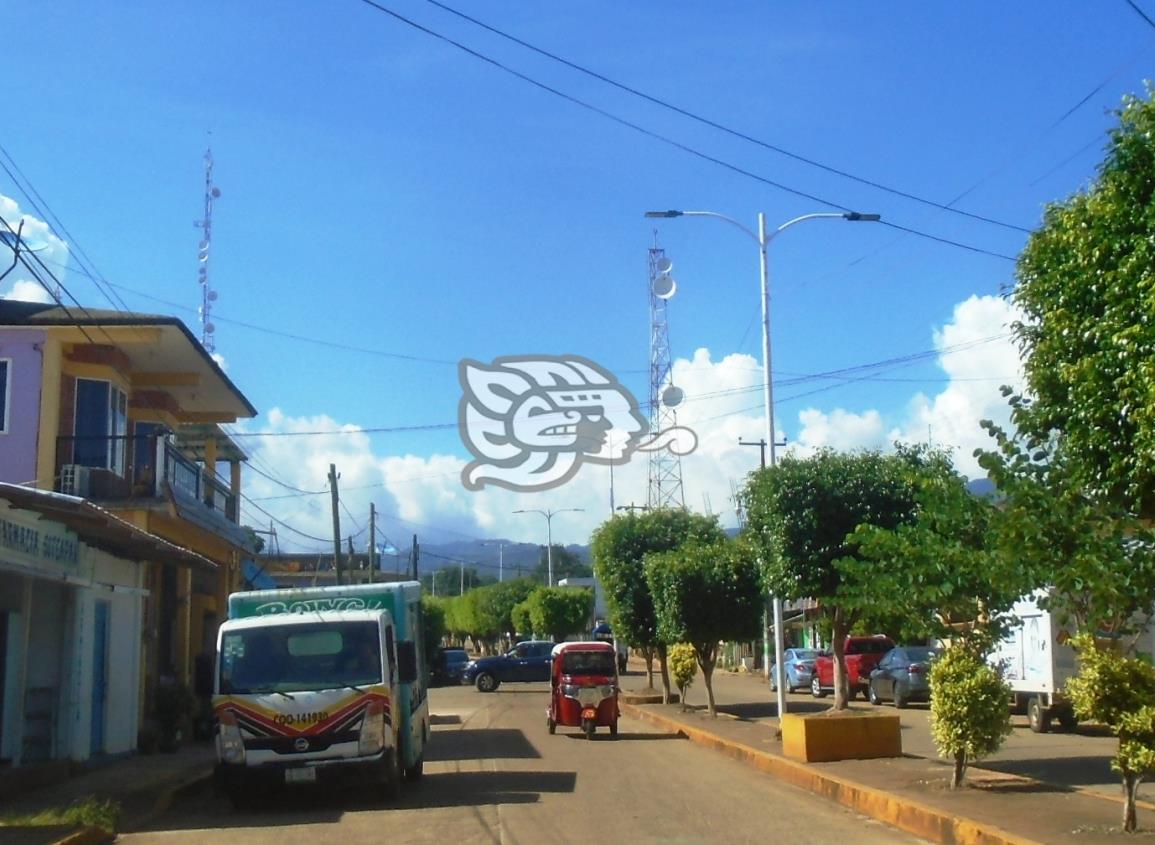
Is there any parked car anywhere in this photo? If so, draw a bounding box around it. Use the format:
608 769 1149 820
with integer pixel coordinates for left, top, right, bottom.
431 647 470 687
769 648 825 693
868 646 941 708
811 635 895 699
462 640 554 692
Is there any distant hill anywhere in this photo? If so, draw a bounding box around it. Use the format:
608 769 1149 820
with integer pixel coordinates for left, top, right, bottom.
402 538 590 579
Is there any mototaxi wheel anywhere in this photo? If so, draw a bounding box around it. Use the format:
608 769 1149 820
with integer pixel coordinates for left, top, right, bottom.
583 719 595 740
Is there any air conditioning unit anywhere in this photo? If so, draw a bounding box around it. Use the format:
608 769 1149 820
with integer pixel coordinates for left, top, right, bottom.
59 464 91 497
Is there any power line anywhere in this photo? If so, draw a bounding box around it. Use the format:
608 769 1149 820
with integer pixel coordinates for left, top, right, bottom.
1125 0 1155 30
421 0 1029 234
353 0 1018 262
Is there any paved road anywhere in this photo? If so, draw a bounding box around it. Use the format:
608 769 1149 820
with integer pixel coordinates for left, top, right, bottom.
122 683 929 845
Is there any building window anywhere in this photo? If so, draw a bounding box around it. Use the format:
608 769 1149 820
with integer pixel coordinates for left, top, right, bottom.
0 359 9 434
74 377 128 474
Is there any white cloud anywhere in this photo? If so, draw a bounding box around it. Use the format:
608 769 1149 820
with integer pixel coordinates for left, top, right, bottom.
5 279 54 303
240 296 1026 550
0 194 70 303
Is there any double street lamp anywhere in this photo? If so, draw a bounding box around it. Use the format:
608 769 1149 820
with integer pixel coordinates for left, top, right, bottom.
513 508 585 586
644 208 880 717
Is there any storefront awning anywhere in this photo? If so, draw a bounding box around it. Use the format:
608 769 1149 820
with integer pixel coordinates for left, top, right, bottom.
0 482 217 571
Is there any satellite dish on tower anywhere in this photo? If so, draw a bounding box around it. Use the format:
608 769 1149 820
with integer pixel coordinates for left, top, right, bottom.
653 274 677 299
655 256 673 274
662 385 684 407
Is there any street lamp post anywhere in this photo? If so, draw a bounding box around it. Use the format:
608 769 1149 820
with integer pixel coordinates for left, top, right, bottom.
644 208 880 718
512 508 585 586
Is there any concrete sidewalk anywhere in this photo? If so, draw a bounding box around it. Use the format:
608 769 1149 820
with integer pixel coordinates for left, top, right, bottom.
620 663 1151 845
0 744 214 845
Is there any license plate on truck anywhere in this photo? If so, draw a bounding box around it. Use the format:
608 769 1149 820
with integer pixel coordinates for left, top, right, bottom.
285 767 317 784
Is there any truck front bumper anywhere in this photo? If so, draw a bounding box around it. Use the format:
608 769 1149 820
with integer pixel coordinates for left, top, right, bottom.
215 749 388 793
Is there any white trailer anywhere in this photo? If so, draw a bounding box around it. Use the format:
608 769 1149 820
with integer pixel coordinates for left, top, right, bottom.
990 591 1079 733
992 590 1155 733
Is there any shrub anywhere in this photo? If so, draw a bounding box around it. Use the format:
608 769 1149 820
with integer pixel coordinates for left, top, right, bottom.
929 645 1012 788
668 643 696 710
1067 633 1155 832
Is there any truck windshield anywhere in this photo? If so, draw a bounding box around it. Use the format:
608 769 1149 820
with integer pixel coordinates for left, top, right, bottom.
220 621 382 694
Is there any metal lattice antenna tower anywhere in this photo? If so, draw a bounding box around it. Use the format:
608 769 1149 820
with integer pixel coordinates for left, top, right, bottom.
195 148 221 352
647 242 686 510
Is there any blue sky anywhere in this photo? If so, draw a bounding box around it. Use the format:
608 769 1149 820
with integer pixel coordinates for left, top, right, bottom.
1 2 1151 553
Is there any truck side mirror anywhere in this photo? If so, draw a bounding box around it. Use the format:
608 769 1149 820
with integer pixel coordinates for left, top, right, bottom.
397 641 418 684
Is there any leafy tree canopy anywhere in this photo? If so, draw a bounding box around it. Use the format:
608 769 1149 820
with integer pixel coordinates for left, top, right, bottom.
590 508 725 649
521 586 594 643
847 447 1032 651
978 422 1155 644
1012 88 1155 515
646 539 762 715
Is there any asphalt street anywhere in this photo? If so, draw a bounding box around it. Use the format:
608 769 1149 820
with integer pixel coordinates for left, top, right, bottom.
121 682 931 845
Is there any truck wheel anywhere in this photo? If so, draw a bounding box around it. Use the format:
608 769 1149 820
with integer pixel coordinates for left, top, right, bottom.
1057 707 1079 732
404 753 424 782
810 676 826 698
475 672 499 693
1027 696 1052 733
227 788 260 811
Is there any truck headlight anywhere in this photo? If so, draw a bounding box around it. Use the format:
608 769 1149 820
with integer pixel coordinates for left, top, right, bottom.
359 699 386 754
218 711 245 765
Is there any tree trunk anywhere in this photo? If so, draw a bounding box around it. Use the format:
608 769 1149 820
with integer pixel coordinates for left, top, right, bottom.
658 643 672 704
1123 771 1140 833
643 647 655 688
951 750 967 789
831 616 850 710
697 644 718 716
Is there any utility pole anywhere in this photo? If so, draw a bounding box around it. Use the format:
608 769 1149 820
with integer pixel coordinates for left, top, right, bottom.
409 534 419 581
368 503 377 583
328 463 344 585
739 437 768 470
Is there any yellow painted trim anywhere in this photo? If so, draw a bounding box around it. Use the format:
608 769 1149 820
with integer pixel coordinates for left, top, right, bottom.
181 412 240 423
53 325 162 344
36 337 64 489
780 712 902 762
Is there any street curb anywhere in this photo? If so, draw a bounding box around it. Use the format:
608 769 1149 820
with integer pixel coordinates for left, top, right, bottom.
121 767 215 833
48 828 114 845
620 702 1042 845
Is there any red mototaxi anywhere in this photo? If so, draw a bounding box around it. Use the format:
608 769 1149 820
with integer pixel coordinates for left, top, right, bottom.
547 641 619 739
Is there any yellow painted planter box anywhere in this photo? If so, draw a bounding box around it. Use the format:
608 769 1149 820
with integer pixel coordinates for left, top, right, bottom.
781 712 902 762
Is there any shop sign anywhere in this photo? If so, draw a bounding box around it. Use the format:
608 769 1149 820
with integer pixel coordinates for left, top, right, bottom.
0 512 80 572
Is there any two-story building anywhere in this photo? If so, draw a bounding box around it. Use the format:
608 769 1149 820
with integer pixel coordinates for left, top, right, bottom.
0 300 257 763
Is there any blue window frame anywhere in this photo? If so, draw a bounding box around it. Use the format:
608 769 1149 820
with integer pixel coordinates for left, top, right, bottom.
74 377 127 473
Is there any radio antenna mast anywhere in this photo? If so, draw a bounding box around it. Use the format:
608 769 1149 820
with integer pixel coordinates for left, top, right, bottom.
194 148 221 352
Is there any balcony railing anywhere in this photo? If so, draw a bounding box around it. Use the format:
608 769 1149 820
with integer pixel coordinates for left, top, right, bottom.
55 434 237 523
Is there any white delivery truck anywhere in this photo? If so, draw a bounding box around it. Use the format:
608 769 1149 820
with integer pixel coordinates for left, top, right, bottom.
992 590 1155 733
990 591 1079 733
211 581 429 806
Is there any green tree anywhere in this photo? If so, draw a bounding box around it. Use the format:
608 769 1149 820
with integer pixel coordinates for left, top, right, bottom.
978 423 1155 644
510 600 533 639
421 595 447 662
929 645 1013 789
472 579 536 648
646 540 762 716
521 586 594 643
1011 88 1155 517
591 509 726 702
534 545 593 583
668 643 697 712
847 447 1032 652
1067 633 1155 832
744 448 920 710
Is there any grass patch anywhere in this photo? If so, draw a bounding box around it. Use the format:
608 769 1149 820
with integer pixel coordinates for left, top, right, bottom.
0 796 121 833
